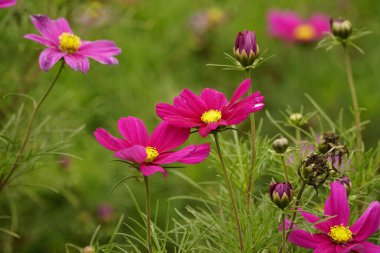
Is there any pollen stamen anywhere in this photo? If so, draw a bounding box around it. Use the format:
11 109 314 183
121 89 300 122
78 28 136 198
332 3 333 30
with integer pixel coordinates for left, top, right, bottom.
59 32 81 54
294 24 316 41
145 147 159 163
201 110 222 124
328 225 352 244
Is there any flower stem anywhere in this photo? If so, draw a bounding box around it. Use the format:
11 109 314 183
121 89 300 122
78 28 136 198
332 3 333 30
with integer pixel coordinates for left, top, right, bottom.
281 156 289 182
245 68 256 210
343 45 362 152
286 181 306 240
281 212 287 253
144 176 153 253
213 133 244 252
0 61 65 192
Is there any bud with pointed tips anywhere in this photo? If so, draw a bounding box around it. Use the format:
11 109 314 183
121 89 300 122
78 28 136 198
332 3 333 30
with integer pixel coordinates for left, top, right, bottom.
234 30 259 67
272 137 289 154
330 17 353 40
269 182 293 209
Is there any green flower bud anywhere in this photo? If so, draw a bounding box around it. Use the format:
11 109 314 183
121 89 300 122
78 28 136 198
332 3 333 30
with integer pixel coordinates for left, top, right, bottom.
272 137 289 154
330 17 353 40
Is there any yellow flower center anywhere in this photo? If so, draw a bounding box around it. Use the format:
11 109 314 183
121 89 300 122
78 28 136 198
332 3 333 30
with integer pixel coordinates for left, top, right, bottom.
201 110 222 123
59 32 81 54
145 146 159 163
328 225 353 244
293 24 316 41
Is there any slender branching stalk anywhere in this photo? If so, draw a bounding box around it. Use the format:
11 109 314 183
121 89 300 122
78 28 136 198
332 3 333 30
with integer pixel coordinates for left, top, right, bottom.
281 156 289 182
245 69 256 210
213 133 244 252
281 212 287 253
343 45 362 153
0 61 65 192
286 181 306 240
144 176 153 253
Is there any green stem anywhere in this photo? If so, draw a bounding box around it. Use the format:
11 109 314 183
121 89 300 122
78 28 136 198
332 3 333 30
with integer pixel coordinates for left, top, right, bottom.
281 212 287 253
295 128 301 144
0 61 65 192
144 176 153 253
245 69 256 210
343 45 362 152
281 156 289 182
213 133 244 252
286 181 306 240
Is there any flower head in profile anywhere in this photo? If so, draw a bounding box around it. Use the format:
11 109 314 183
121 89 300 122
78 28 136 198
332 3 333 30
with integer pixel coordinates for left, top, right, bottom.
24 15 121 73
94 117 210 176
267 10 329 43
156 79 264 137
288 181 380 252
0 0 16 8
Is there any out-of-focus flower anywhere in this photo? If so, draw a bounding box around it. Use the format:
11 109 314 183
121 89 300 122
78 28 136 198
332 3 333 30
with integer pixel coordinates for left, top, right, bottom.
0 0 16 8
24 15 121 73
189 7 225 35
94 117 210 176
330 17 353 40
74 1 113 27
96 203 114 223
288 181 380 252
272 137 289 154
267 10 330 43
58 155 71 170
269 182 293 209
234 30 259 67
156 79 264 137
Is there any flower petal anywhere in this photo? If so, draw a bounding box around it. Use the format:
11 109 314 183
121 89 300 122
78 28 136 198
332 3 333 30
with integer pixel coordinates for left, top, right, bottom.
229 79 250 105
299 209 330 233
30 15 72 43
94 128 129 151
336 242 367 253
63 54 90 73
114 145 146 163
309 14 330 36
350 201 380 241
198 122 219 137
0 0 16 8
24 34 56 47
324 181 350 226
156 103 201 128
200 88 228 110
38 48 65 71
155 143 210 164
313 240 336 253
178 143 211 164
267 10 301 41
117 117 149 147
79 40 121 65
355 242 380 252
177 89 208 115
149 121 190 153
288 229 327 249
140 164 167 177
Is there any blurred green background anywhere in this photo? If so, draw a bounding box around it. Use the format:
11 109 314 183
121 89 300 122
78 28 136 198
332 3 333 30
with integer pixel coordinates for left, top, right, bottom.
0 0 379 252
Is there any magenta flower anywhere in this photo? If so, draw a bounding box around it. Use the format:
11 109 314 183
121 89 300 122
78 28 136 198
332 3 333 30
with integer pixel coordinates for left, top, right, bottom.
156 79 264 137
267 10 330 43
24 15 121 73
94 117 210 176
288 181 380 252
0 0 16 8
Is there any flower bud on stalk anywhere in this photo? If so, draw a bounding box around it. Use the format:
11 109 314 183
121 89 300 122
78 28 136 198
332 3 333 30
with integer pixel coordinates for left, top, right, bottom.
234 30 259 67
82 246 95 253
272 137 289 154
289 113 304 127
330 17 353 40
269 182 293 209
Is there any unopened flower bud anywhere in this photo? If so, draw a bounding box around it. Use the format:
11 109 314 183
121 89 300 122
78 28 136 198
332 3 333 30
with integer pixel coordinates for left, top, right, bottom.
234 30 259 67
272 137 289 154
82 246 95 253
269 182 293 209
289 113 303 126
338 175 351 193
330 17 353 39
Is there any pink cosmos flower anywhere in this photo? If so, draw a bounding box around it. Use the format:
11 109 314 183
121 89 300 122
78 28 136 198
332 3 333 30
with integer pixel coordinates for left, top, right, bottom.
288 181 380 252
94 116 210 176
24 15 121 73
0 0 16 8
267 10 330 43
156 79 264 137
